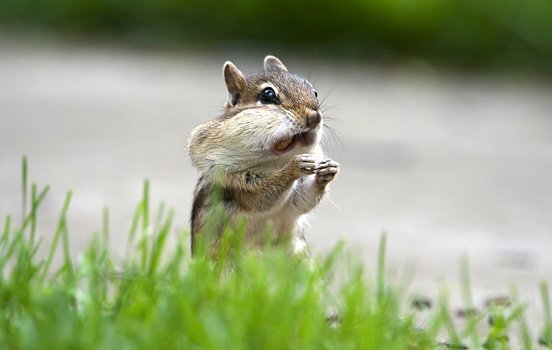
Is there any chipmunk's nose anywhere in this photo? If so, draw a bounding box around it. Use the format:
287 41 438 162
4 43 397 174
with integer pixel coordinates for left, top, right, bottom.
306 110 321 128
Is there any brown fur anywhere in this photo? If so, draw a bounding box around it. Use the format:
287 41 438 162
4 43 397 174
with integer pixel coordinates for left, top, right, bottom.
188 56 339 255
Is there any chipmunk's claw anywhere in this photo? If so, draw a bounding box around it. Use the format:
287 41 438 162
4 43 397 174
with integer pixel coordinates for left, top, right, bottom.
290 154 317 177
315 159 339 186
299 155 317 175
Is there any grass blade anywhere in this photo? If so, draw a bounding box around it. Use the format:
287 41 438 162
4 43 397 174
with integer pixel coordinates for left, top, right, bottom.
148 209 174 275
21 155 28 226
377 233 387 303
102 207 109 248
460 256 480 346
540 282 552 346
40 191 72 281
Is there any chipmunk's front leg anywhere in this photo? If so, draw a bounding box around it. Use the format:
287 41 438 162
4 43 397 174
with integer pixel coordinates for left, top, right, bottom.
289 158 339 214
221 154 316 212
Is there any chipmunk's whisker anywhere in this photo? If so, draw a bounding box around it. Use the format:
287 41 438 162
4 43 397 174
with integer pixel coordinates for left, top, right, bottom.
319 83 339 107
322 104 347 115
322 123 344 153
322 115 341 123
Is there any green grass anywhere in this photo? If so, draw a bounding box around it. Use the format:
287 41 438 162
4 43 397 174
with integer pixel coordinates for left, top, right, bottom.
1 157 551 349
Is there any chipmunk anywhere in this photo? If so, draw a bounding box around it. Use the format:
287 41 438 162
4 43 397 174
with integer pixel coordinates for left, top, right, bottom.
187 55 339 255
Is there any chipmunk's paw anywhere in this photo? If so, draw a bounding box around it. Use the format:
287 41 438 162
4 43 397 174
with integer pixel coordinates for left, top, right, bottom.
315 159 339 186
290 154 316 177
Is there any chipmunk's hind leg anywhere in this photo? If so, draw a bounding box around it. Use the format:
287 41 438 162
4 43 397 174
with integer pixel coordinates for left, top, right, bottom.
190 176 210 255
190 177 237 256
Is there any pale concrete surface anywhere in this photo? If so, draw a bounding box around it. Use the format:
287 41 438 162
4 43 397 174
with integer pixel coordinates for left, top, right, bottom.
1 38 551 324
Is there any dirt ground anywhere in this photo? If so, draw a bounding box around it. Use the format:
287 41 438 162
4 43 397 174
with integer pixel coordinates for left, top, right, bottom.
1 38 551 324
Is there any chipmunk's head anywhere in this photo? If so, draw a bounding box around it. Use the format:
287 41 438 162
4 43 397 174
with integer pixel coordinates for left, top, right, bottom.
221 56 322 159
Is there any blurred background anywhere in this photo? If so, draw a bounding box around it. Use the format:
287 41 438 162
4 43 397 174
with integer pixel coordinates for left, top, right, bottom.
1 0 551 317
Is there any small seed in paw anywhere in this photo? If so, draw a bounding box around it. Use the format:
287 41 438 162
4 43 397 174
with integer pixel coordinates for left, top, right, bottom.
275 137 292 151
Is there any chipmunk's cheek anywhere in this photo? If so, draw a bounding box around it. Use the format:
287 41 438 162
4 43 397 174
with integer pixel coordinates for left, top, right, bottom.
275 137 293 151
272 136 298 155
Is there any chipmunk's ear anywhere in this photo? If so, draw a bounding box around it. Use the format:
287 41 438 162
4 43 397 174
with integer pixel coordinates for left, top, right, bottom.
264 55 288 73
223 61 246 106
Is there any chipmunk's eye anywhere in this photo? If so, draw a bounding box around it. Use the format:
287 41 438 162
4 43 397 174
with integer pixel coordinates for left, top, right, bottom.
314 90 318 98
259 87 279 104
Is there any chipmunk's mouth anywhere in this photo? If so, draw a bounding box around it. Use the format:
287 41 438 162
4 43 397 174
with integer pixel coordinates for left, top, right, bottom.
272 130 317 155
